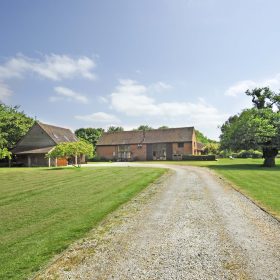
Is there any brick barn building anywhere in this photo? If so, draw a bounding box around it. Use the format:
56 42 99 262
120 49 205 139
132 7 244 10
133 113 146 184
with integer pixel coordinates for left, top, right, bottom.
12 122 80 167
96 127 201 161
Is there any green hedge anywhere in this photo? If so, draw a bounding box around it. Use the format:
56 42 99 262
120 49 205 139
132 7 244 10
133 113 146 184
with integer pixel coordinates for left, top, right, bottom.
182 155 216 161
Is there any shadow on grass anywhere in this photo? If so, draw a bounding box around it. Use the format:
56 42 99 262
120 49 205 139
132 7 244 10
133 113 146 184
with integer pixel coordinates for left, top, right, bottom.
41 167 75 171
208 163 280 171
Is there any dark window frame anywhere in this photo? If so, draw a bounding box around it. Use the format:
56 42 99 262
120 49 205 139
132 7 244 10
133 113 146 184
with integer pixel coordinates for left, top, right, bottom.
177 142 184 148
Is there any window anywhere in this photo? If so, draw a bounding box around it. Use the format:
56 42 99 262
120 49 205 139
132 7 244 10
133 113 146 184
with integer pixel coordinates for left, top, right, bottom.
117 145 131 160
178 143 184 148
118 145 130 152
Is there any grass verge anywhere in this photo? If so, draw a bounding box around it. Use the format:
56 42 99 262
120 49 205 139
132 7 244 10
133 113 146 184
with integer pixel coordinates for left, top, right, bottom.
0 167 165 280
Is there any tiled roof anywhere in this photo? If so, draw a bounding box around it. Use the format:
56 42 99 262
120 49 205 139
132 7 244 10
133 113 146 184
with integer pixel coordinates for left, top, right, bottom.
97 127 194 145
12 122 78 154
38 122 78 144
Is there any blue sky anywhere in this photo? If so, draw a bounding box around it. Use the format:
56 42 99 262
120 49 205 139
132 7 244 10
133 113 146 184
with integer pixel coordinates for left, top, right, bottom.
1 0 280 139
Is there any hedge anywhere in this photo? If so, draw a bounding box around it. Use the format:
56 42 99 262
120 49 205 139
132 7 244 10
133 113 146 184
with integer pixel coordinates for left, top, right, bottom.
182 155 216 161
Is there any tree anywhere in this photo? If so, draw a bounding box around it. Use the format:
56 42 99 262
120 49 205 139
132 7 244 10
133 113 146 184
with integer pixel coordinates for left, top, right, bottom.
246 87 280 110
134 125 153 131
158 126 169 129
220 107 280 167
75 128 104 148
0 148 11 160
203 142 220 155
107 126 124 132
0 104 34 150
195 130 217 144
47 141 94 166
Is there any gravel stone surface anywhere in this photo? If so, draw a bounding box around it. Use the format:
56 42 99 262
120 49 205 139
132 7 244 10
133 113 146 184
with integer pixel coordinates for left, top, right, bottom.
35 163 280 280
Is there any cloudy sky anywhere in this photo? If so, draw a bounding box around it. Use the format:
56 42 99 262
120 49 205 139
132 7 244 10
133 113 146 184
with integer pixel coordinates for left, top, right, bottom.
1 0 280 139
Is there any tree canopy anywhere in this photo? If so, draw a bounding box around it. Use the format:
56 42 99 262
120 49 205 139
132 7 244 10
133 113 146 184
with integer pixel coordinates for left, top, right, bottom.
158 126 169 129
0 148 11 160
107 126 124 132
203 142 220 155
0 104 34 159
134 125 154 131
195 130 217 144
220 87 280 167
47 141 94 166
75 127 104 148
246 87 280 110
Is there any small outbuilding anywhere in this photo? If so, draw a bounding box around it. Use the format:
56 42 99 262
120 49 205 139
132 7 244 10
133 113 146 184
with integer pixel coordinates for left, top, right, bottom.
12 122 79 167
96 126 200 161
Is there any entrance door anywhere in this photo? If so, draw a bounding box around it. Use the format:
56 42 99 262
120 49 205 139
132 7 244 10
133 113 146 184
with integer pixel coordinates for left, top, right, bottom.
117 145 131 161
152 143 167 160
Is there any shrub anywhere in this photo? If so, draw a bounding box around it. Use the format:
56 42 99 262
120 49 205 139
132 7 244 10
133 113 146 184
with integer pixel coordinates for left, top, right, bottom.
182 155 216 161
236 149 262 158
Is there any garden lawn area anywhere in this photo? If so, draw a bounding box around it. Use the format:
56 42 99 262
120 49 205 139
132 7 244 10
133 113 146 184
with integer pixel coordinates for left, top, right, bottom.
141 158 280 220
0 167 165 280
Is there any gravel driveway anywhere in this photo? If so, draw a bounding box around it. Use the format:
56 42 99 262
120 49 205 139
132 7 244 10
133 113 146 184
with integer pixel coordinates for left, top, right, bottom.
36 163 280 280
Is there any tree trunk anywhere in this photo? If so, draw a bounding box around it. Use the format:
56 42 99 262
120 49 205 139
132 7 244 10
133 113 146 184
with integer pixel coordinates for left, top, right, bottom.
262 147 278 167
263 157 276 167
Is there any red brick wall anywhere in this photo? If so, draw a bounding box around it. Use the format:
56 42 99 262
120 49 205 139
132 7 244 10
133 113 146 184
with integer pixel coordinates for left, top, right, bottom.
172 142 193 155
96 144 147 161
130 144 147 160
96 146 117 160
97 141 196 161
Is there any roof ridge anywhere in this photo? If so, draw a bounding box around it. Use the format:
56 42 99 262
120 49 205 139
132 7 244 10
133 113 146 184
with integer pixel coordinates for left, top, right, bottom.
38 122 72 131
104 126 194 134
37 122 77 144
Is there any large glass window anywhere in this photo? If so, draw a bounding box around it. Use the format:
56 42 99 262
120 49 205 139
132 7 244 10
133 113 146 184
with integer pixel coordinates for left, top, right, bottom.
118 145 130 152
117 145 131 160
152 143 166 160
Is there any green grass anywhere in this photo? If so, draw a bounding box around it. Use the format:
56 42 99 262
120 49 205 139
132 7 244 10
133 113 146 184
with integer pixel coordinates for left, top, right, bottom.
0 167 165 280
140 158 280 219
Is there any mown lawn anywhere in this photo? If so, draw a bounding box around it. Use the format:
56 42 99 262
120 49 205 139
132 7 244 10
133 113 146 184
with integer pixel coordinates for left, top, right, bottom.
0 167 165 280
208 159 280 220
140 158 280 219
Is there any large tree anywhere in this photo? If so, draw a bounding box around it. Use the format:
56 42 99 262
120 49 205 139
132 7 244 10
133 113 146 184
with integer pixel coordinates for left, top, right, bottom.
246 87 280 109
75 128 104 148
0 104 34 158
220 87 280 167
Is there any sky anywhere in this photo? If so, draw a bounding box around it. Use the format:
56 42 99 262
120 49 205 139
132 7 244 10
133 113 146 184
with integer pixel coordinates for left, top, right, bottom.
1 0 280 140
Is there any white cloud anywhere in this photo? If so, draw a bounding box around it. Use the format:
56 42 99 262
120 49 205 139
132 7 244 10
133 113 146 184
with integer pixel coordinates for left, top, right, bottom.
75 112 120 123
225 73 280 97
110 79 228 136
0 81 12 101
50 87 89 104
0 53 96 81
149 81 172 93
